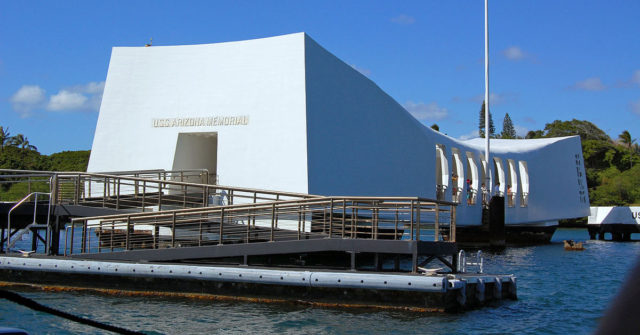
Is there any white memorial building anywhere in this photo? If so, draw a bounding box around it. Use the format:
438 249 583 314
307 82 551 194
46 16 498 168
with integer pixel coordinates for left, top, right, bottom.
88 33 590 238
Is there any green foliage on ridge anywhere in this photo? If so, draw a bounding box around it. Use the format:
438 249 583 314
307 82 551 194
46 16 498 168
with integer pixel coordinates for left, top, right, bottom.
526 119 640 206
0 131 90 200
48 150 91 172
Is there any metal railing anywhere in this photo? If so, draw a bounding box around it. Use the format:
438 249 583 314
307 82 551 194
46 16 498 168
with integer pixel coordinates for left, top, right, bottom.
5 192 52 253
1 169 316 212
436 185 447 201
520 192 529 207
66 196 457 255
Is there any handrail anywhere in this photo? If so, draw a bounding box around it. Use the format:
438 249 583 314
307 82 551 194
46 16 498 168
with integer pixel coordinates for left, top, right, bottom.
67 195 457 256
0 168 199 175
1 169 316 200
69 196 452 223
6 191 52 253
78 172 315 198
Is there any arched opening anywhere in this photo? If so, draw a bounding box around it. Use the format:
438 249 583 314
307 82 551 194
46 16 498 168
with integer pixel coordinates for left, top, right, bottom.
507 159 518 207
519 161 529 207
465 152 479 205
478 153 491 206
435 144 449 201
493 157 505 196
451 148 464 203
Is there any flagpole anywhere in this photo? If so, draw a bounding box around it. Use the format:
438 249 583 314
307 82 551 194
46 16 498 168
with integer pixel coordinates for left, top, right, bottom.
484 0 491 194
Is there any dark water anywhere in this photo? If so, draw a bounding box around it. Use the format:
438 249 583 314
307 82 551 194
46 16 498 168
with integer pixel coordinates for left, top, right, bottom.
1 228 639 334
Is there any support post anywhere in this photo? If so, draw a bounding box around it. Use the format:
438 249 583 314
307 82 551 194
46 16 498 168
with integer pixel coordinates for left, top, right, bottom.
125 215 131 250
350 251 356 271
270 203 275 242
341 201 346 238
410 200 414 240
172 212 177 247
411 246 418 274
328 199 334 238
110 221 114 252
70 222 75 254
219 209 224 245
116 178 121 210
451 204 457 243
158 182 163 211
435 203 440 241
142 180 146 211
81 220 87 253
416 200 421 241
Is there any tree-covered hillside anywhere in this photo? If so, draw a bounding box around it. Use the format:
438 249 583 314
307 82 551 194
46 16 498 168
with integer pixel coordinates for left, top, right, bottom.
0 126 90 172
525 119 640 206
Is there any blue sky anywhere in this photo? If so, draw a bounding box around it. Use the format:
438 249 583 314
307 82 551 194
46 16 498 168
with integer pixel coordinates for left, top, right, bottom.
1 0 639 154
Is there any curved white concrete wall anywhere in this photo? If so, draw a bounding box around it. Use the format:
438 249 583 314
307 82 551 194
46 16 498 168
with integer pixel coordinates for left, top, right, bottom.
89 33 309 192
89 33 590 227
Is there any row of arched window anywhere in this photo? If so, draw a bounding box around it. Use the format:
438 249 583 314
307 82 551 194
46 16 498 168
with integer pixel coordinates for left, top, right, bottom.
435 144 529 207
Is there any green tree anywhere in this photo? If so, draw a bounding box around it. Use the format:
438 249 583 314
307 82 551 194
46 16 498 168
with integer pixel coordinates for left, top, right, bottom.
618 130 636 169
430 123 439 132
48 150 90 171
525 130 544 139
590 165 640 205
619 130 634 149
501 113 516 139
0 146 48 170
0 126 12 149
542 119 610 142
478 101 495 138
9 134 37 151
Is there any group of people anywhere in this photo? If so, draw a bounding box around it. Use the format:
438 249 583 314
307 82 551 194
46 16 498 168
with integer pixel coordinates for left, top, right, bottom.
451 174 514 208
481 182 515 207
451 173 476 205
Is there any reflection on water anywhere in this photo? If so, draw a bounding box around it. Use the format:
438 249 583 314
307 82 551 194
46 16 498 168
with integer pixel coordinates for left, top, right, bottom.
2 228 640 334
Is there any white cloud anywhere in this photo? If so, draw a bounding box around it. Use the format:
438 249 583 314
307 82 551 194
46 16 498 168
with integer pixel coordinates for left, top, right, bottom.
571 77 606 91
631 99 640 116
502 46 525 61
53 81 105 111
67 81 106 94
9 81 105 116
9 85 46 117
390 14 415 25
47 90 89 111
458 130 480 140
351 64 371 77
404 101 448 121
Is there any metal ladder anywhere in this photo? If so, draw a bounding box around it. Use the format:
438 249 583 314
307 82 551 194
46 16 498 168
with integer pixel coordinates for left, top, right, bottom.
5 192 52 253
457 250 484 273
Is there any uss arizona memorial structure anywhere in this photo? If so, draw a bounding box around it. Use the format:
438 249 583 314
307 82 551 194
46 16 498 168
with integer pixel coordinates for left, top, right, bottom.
88 33 589 240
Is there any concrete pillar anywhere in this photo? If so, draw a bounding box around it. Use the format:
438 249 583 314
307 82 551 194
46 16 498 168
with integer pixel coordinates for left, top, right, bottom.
489 196 505 249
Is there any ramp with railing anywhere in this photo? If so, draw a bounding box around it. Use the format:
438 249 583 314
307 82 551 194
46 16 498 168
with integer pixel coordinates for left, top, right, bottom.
1 169 459 273
67 196 458 272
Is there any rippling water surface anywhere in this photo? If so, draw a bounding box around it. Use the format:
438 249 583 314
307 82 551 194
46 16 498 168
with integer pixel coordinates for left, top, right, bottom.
1 228 639 334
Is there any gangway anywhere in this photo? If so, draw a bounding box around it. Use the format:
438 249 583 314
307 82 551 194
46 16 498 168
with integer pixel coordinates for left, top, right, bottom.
67 196 459 273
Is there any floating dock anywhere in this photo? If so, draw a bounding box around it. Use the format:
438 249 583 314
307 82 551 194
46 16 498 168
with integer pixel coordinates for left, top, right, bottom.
0 169 517 312
0 256 515 313
588 206 640 241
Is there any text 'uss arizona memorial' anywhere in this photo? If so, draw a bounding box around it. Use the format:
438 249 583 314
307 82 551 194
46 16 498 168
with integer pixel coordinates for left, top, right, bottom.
152 116 250 128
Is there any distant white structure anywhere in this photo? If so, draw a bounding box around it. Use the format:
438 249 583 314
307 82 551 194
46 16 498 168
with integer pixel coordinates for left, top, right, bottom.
589 207 640 225
88 33 590 230
588 207 640 240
